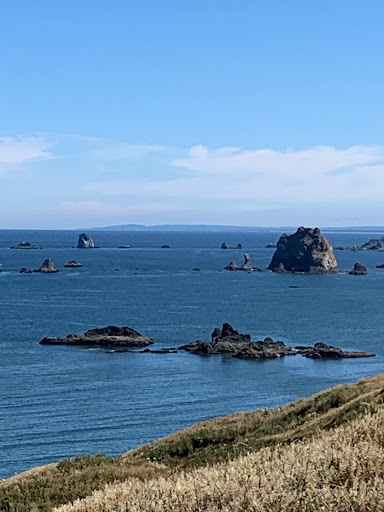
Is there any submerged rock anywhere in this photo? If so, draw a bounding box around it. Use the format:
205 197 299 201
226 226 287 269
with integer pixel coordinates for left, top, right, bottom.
225 253 262 272
268 227 338 274
77 233 94 248
64 260 83 268
40 325 154 347
161 244 170 248
11 241 39 249
295 342 375 359
35 259 59 273
221 243 228 249
348 262 368 275
376 263 384 268
179 323 296 359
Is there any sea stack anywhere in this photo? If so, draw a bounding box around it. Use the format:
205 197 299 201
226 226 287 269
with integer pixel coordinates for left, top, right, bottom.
268 227 338 274
348 263 368 275
36 259 59 273
77 233 94 248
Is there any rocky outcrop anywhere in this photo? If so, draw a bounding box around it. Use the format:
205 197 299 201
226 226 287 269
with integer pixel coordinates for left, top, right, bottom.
356 236 384 251
225 253 262 272
64 260 83 268
348 263 368 275
295 342 375 359
40 325 154 347
35 259 59 273
179 323 296 359
20 268 34 273
10 241 39 249
268 227 338 274
77 233 94 248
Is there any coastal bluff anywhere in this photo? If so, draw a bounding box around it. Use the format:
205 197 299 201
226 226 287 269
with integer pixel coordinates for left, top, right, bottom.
268 226 338 273
40 325 153 347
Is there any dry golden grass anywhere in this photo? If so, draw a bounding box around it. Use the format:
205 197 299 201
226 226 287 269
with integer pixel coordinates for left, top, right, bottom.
56 407 384 512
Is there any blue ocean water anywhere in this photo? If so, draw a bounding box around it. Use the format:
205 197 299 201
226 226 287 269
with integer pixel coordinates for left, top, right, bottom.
0 229 384 478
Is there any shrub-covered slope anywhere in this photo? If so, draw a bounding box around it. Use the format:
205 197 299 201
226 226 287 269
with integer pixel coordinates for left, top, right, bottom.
1 375 383 512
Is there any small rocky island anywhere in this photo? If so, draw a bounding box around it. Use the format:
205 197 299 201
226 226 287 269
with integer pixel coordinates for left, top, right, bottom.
179 323 296 359
64 260 83 268
225 253 261 271
10 241 39 249
348 262 368 275
20 259 59 274
40 325 154 347
295 342 375 359
77 233 95 248
268 226 338 273
356 236 384 251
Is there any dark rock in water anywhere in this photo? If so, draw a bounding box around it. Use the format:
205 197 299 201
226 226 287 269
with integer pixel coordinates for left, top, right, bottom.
356 236 384 251
222 242 242 249
295 342 375 359
40 325 154 347
20 267 34 273
265 243 277 249
0 263 2 272
139 348 178 354
224 261 239 271
333 246 346 251
376 263 384 268
236 243 242 249
268 227 338 274
179 323 296 359
35 259 59 273
11 241 39 249
119 245 131 249
193 268 200 271
64 260 83 268
161 244 170 248
225 253 262 272
221 242 228 249
77 233 94 248
348 262 368 275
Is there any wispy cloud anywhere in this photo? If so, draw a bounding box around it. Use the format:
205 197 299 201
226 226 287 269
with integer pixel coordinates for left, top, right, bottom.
0 136 52 174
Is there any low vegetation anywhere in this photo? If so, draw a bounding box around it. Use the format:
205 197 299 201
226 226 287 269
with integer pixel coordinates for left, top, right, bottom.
1 375 383 512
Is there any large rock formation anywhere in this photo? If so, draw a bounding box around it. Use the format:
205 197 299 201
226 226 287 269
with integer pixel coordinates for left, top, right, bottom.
267 227 338 274
225 253 262 272
348 263 368 275
77 233 94 248
10 241 39 249
179 323 297 359
356 236 384 251
35 259 59 273
40 325 154 348
295 342 375 359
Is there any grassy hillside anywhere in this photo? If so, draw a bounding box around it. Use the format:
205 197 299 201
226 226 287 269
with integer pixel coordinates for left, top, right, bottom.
1 375 383 512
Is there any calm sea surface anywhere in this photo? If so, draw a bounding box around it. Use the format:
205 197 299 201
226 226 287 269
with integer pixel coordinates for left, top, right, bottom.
1 229 384 478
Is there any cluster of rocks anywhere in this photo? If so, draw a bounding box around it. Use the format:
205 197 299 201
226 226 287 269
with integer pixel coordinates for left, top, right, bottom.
20 259 83 273
221 243 242 249
334 236 384 252
180 323 297 360
225 253 262 272
39 322 376 360
40 325 154 347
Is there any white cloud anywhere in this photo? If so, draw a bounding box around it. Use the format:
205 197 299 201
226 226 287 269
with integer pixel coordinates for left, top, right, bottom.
88 144 384 202
0 136 52 174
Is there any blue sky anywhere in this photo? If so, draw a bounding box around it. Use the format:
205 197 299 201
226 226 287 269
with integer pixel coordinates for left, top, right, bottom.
1 1 384 228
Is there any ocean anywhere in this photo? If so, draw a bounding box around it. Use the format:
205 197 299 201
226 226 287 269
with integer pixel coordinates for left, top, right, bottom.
0 228 383 478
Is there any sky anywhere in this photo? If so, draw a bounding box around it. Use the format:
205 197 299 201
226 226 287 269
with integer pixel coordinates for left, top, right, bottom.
1 1 384 228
